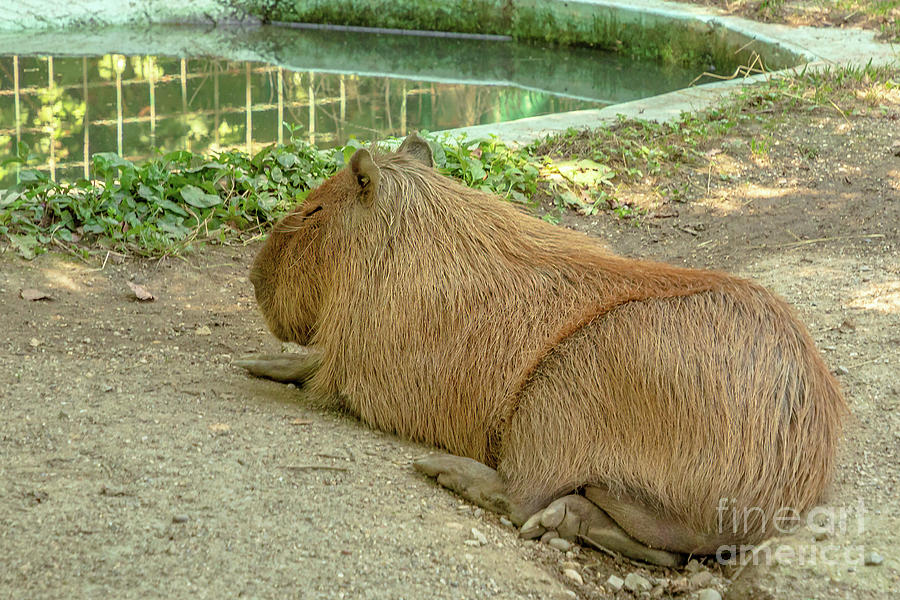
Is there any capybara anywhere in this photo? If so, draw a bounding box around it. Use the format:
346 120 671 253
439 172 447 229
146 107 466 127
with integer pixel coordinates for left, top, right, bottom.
239 133 846 566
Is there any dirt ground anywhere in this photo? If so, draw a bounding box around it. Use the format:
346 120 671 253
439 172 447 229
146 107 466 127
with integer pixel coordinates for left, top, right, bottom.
2 70 899 600
674 0 900 41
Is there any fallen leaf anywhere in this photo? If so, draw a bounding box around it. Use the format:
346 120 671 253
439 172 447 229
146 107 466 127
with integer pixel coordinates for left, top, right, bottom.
20 288 51 301
208 423 231 434
127 281 155 302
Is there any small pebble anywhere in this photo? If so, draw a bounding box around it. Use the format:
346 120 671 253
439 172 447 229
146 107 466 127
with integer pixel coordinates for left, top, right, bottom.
470 528 488 545
548 538 572 552
685 558 701 573
540 530 558 544
835 365 849 375
562 568 583 585
499 516 513 527
690 571 714 588
864 552 884 566
624 572 652 593
606 574 625 591
669 576 690 594
172 514 189 523
697 589 722 600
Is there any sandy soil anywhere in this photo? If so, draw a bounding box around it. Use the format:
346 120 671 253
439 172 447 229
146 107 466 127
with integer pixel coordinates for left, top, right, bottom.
2 73 899 600
673 0 899 41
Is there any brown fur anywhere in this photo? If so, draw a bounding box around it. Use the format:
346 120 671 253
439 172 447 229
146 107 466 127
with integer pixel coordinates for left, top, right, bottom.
250 136 846 554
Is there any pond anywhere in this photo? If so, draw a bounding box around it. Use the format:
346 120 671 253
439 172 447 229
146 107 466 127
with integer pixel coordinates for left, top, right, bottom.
0 24 705 186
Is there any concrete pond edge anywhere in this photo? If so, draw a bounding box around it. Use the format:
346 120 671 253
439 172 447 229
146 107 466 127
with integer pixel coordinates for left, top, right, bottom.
437 1 899 144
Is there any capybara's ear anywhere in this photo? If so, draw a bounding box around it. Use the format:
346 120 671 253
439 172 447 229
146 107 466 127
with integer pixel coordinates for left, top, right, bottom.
398 132 434 167
350 148 381 207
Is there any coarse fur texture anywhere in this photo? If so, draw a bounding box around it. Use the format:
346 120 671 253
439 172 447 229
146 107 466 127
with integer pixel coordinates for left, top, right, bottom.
249 134 846 555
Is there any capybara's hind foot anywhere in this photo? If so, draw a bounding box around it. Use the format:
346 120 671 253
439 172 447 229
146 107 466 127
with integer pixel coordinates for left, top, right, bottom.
413 453 530 524
234 347 323 384
520 495 685 567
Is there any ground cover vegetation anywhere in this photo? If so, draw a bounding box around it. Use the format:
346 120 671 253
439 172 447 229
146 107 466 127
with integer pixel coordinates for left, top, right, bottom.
1 64 896 260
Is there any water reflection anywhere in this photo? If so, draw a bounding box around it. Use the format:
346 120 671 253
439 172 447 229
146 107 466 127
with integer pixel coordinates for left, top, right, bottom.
0 54 596 186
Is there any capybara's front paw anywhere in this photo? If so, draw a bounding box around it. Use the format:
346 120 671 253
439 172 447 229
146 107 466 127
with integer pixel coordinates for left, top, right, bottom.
234 347 322 384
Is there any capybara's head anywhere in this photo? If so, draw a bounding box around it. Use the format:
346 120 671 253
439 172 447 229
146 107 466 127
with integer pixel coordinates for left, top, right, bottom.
249 133 435 345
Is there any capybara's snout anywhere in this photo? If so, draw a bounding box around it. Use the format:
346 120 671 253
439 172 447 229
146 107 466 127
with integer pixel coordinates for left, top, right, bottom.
248 265 264 294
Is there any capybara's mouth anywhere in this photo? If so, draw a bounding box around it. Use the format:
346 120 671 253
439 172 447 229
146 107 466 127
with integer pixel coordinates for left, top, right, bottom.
266 315 314 347
248 266 264 290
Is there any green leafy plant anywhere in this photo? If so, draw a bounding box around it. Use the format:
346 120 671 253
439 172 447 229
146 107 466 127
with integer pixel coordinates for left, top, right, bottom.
436 135 541 204
0 127 336 259
0 130 543 259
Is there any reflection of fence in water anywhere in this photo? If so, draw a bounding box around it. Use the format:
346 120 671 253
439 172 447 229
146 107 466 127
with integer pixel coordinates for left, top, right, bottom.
0 55 493 184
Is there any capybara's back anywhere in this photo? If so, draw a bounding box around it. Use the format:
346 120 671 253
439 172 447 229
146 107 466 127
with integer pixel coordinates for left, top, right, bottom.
248 134 846 560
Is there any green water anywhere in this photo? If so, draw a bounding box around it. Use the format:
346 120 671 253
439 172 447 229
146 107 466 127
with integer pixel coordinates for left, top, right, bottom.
0 25 703 186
